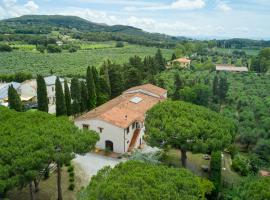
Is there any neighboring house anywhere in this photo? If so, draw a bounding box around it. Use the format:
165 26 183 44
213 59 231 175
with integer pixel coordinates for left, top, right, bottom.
169 57 191 69
216 64 249 72
75 84 167 154
44 75 65 106
18 80 37 102
0 82 21 106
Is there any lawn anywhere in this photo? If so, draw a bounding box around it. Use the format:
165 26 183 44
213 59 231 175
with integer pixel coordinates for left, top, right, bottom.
7 164 87 200
163 149 210 177
0 44 173 76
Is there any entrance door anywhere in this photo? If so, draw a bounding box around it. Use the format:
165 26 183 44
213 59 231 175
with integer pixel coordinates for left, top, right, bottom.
105 140 114 152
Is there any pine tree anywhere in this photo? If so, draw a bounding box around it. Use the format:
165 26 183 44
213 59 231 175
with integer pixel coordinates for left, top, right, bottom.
172 73 183 100
70 78 81 115
37 75 48 112
155 49 166 71
55 77 66 116
86 66 97 110
64 80 71 116
80 81 88 112
8 85 22 112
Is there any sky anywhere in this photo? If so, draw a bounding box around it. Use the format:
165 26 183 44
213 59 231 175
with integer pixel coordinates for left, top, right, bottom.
0 0 270 39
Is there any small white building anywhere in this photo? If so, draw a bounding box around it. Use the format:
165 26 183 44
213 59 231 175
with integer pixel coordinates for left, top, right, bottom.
75 84 167 154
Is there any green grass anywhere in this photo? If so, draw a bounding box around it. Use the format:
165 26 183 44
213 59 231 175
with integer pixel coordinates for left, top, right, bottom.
0 44 173 76
163 149 210 177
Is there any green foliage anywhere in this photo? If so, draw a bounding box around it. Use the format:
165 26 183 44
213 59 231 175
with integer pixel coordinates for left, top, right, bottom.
86 66 97 110
68 183 75 191
0 106 99 194
145 100 235 166
0 72 32 83
64 80 72 116
232 154 252 176
251 48 270 73
78 161 213 200
181 84 210 106
0 44 12 52
254 139 270 164
80 81 88 112
8 85 22 112
70 78 81 115
37 75 48 112
107 62 124 98
115 41 124 48
47 44 62 53
55 77 67 116
210 151 222 196
224 176 270 200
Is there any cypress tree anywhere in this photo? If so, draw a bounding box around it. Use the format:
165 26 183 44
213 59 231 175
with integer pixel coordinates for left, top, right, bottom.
213 75 219 97
8 85 22 112
108 64 124 98
155 49 166 71
55 77 66 116
171 53 177 60
172 74 183 100
80 81 88 112
86 66 97 110
36 75 48 112
70 78 81 115
218 76 228 101
64 80 71 116
92 66 104 106
100 61 111 96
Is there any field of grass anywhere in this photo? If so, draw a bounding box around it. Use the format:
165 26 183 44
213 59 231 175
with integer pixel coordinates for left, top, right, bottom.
0 44 173 76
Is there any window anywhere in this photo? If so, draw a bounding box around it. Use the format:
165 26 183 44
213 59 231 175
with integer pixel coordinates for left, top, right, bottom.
98 127 104 133
127 140 130 144
83 124 89 130
126 127 130 134
132 122 136 129
52 87 54 92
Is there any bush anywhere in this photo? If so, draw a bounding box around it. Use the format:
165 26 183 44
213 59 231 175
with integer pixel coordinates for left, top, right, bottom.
47 44 62 53
68 165 74 173
0 44 12 52
232 154 251 176
115 42 124 48
68 183 75 191
69 177 75 183
69 47 77 53
36 45 46 53
69 171 74 178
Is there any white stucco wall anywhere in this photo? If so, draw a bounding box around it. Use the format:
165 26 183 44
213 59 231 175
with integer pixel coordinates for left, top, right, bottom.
75 119 126 153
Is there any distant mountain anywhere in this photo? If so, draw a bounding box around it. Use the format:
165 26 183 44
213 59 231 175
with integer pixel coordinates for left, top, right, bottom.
0 15 186 46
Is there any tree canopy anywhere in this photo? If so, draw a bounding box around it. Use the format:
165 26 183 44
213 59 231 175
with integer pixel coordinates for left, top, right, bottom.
78 160 213 200
145 100 235 166
0 106 99 197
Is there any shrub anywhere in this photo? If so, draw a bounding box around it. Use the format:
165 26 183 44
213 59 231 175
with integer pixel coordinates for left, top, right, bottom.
69 47 78 53
36 45 46 53
47 44 62 53
232 154 251 176
68 183 75 191
0 44 12 52
68 165 74 173
69 177 75 183
115 41 124 48
69 171 74 178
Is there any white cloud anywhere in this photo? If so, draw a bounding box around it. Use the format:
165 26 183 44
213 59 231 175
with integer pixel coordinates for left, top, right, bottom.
136 0 206 11
0 0 39 19
216 2 232 12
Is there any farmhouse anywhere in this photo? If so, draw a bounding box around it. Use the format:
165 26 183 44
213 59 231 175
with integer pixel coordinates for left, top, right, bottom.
75 84 167 153
216 64 249 72
169 57 191 69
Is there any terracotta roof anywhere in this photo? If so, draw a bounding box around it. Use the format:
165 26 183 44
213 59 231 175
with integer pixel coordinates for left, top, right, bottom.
124 84 167 98
173 57 191 63
75 84 166 128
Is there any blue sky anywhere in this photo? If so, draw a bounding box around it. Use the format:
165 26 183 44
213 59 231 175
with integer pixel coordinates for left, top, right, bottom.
0 0 270 39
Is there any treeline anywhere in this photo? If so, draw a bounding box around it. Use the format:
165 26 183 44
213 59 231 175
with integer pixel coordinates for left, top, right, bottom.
0 72 33 83
215 38 270 49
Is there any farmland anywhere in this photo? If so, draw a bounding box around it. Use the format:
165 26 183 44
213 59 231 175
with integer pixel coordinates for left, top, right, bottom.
0 43 173 76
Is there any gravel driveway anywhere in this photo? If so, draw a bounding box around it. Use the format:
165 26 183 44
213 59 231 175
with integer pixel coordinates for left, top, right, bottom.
72 153 121 185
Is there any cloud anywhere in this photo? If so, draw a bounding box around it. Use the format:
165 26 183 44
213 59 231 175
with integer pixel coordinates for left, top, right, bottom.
133 0 205 10
216 1 232 12
0 0 39 19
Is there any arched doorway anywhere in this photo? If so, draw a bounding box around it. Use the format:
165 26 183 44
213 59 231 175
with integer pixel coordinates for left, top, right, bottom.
105 140 114 152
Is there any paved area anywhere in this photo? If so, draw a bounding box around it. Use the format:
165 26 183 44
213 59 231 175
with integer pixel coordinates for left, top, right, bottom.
72 153 122 185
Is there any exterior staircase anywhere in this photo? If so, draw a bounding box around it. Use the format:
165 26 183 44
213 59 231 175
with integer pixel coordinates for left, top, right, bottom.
128 128 141 152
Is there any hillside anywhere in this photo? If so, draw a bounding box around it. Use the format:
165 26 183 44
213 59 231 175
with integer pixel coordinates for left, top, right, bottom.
0 15 183 47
